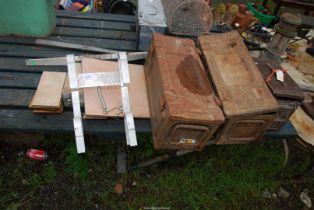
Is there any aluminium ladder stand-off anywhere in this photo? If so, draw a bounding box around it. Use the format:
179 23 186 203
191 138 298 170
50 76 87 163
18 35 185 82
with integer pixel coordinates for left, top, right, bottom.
26 52 147 153
66 52 137 153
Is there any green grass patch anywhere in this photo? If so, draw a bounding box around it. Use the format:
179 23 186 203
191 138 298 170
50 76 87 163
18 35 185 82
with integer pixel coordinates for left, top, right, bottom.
0 134 312 209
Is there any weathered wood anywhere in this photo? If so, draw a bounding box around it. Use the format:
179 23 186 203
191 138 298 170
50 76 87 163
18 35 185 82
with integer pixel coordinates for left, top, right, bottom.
56 10 136 23
0 72 40 88
0 109 151 134
56 18 134 31
53 27 137 41
82 58 150 119
0 89 35 107
29 72 66 109
256 59 305 100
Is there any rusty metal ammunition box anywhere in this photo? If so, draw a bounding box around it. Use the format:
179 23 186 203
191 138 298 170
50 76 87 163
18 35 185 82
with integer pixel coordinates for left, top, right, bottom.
198 31 278 144
144 33 225 150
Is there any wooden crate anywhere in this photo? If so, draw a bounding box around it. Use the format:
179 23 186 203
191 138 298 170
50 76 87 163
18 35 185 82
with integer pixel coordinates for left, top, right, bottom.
144 33 225 150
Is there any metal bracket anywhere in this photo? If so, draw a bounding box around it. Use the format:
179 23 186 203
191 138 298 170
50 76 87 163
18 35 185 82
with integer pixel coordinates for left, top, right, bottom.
66 52 137 153
26 52 147 66
67 55 85 153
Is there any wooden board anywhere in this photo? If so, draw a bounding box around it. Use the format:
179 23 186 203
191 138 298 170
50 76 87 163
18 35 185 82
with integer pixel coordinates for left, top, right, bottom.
198 31 278 117
82 58 150 119
29 71 66 109
32 103 64 114
255 59 305 100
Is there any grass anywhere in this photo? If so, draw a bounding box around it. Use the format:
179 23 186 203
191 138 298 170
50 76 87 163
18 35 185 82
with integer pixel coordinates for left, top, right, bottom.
0 134 313 209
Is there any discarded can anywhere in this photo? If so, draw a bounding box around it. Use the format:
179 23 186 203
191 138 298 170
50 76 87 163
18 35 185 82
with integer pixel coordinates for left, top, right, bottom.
26 149 48 161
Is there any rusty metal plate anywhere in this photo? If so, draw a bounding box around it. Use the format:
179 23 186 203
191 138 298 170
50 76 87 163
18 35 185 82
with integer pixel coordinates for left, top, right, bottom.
144 33 225 150
198 31 278 117
290 107 314 146
215 114 276 144
270 99 301 130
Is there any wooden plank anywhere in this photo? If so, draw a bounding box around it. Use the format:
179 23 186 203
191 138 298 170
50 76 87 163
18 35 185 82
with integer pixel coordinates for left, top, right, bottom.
53 26 137 41
0 109 151 134
82 58 150 119
198 31 278 117
0 89 35 107
56 10 136 23
56 18 134 31
32 103 64 114
0 72 40 88
29 71 66 109
255 59 305 100
0 57 67 72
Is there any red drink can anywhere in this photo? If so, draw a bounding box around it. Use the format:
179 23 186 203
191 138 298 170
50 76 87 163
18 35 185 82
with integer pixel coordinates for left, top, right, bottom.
26 149 48 160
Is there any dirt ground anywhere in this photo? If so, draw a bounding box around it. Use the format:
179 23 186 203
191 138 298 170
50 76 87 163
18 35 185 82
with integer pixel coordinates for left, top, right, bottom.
0 133 313 210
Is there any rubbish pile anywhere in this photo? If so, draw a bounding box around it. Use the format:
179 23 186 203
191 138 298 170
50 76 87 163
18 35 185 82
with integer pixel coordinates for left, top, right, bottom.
22 0 314 153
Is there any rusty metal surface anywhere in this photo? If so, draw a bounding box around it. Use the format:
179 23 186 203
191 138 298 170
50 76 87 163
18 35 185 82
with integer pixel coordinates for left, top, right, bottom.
270 99 301 130
144 33 225 150
215 114 276 144
198 31 279 117
162 0 213 36
198 31 278 144
290 107 314 146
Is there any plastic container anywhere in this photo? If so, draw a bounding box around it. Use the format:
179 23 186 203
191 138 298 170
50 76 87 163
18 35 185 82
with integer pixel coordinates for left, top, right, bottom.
247 3 275 26
0 0 56 37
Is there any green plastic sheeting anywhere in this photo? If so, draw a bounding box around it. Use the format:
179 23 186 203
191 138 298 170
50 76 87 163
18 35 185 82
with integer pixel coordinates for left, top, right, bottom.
0 0 56 37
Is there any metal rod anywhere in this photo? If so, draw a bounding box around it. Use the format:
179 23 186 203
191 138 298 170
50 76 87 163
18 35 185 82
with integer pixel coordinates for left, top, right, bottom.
129 140 216 170
25 52 147 66
36 39 118 54
96 86 108 113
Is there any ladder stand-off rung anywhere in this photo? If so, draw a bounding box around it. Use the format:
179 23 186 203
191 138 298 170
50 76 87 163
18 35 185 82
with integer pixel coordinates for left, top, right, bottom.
66 52 138 153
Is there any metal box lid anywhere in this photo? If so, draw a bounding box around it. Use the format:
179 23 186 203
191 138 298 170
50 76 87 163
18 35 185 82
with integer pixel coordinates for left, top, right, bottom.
138 0 167 27
199 31 279 117
146 33 225 123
